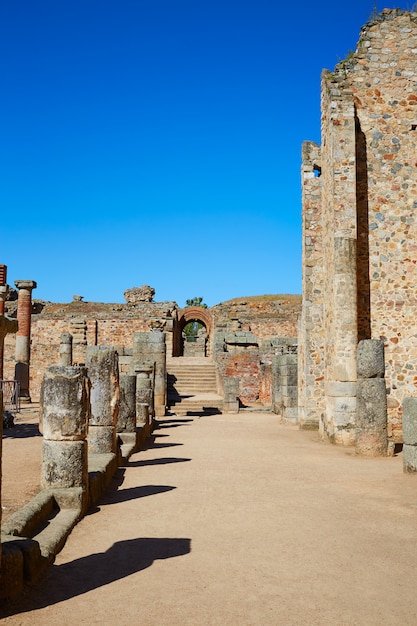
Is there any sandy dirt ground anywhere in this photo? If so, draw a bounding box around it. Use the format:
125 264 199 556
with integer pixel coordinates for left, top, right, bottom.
2 411 417 625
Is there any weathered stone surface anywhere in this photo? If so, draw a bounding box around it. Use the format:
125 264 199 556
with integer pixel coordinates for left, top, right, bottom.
403 443 417 473
402 398 417 445
136 402 149 426
86 346 119 427
59 332 73 366
357 340 385 379
117 374 136 432
40 366 89 441
88 425 116 454
124 285 155 303
41 440 87 489
356 378 387 456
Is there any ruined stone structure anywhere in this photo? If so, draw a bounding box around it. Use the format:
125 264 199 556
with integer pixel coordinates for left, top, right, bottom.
299 9 417 445
2 293 301 411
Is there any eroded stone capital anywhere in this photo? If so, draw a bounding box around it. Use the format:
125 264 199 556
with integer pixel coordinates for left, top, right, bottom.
14 280 37 292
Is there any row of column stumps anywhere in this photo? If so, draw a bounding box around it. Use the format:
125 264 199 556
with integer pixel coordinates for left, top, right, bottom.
39 342 156 505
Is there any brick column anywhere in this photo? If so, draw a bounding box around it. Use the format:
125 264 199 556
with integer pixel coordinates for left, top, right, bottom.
14 279 37 402
0 265 8 380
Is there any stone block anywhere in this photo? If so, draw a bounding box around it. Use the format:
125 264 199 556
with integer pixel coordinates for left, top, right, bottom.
40 366 89 441
357 339 385 378
117 374 136 432
356 379 387 428
41 440 87 489
403 444 417 473
325 381 357 397
88 425 116 454
87 346 120 427
136 402 149 426
402 398 417 445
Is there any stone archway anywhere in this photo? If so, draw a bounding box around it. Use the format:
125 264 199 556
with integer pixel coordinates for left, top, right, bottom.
174 307 213 357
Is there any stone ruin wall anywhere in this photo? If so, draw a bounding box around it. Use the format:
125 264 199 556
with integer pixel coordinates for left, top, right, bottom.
3 296 301 406
300 9 417 442
211 297 301 406
3 301 176 402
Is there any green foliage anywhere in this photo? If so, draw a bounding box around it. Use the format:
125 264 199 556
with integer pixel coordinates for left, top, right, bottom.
183 320 204 342
185 296 208 309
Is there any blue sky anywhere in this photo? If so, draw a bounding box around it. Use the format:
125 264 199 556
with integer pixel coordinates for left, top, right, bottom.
1 1 411 307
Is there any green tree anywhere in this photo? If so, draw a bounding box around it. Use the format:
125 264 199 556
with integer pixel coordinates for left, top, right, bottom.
185 296 207 309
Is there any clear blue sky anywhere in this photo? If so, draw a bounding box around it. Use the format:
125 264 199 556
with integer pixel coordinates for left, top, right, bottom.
0 1 409 307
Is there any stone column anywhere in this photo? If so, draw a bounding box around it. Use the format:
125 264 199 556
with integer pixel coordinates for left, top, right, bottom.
133 331 166 417
117 374 136 433
402 398 417 472
86 346 119 454
40 366 89 512
325 237 358 445
223 377 239 413
356 340 387 456
136 369 153 419
14 279 37 402
59 333 73 366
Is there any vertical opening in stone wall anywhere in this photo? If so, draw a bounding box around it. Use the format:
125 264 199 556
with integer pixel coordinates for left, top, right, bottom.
355 113 371 341
313 164 322 178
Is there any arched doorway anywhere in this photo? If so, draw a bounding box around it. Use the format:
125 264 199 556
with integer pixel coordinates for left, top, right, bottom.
174 306 213 357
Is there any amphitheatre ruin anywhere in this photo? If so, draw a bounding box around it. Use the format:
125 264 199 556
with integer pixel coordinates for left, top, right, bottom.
3 7 417 623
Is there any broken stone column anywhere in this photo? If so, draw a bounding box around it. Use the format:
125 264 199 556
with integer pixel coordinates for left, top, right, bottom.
136 369 153 420
14 279 37 402
223 377 239 413
137 402 150 427
86 346 119 454
402 398 417 472
133 331 166 417
272 354 298 423
0 265 8 315
59 333 73 366
117 374 136 433
356 339 387 456
40 366 89 511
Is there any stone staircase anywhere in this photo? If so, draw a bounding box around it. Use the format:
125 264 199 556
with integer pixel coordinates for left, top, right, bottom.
167 357 223 416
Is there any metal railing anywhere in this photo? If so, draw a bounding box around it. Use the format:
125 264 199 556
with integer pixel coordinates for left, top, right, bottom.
0 380 20 413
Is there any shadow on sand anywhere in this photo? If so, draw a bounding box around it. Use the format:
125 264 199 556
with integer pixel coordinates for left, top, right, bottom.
0 537 191 617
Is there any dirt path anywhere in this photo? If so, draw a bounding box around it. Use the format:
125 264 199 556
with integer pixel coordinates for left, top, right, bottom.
2 412 417 625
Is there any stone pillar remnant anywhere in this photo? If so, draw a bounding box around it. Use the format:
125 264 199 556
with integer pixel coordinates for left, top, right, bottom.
402 398 417 472
272 354 298 424
0 315 18 384
117 374 136 433
324 237 358 445
223 377 239 413
86 346 120 454
133 331 166 417
135 369 153 420
59 333 73 366
355 339 387 456
14 279 37 402
40 366 89 511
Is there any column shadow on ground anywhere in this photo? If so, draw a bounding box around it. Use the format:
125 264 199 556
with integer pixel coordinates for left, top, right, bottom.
99 484 176 505
128 457 191 467
0 537 191 618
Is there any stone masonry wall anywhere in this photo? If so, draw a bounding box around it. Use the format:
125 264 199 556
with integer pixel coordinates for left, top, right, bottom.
298 141 325 429
300 9 417 443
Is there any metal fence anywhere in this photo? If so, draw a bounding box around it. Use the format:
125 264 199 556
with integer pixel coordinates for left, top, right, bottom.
0 380 20 413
